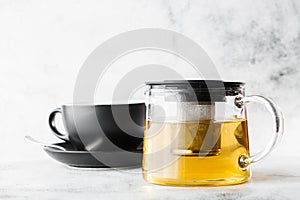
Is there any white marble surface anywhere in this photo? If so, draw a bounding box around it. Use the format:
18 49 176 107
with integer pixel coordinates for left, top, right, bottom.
1 155 300 200
1 0 300 198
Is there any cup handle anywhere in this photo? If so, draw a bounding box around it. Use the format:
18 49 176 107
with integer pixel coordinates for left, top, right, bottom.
235 95 284 168
48 108 68 141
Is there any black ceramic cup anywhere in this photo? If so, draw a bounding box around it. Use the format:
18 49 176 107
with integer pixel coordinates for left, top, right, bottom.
48 103 145 151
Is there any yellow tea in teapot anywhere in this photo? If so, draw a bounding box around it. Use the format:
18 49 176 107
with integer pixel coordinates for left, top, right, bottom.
142 119 250 186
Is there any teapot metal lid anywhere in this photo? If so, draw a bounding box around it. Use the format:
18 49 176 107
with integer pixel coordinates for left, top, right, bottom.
145 80 245 102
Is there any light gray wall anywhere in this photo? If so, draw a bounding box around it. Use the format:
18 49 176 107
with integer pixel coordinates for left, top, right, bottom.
0 0 298 161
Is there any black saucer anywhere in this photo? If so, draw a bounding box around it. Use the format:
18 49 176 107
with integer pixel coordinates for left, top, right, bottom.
43 142 143 168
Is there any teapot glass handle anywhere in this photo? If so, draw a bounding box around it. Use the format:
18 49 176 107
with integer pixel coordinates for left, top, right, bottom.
235 95 284 168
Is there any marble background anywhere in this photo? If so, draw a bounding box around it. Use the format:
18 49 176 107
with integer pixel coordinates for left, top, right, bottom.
0 0 299 165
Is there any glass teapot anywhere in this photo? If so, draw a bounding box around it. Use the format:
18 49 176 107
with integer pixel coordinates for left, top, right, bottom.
142 80 284 186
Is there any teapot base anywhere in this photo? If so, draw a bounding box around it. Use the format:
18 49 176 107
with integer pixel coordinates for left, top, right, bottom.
143 173 250 186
